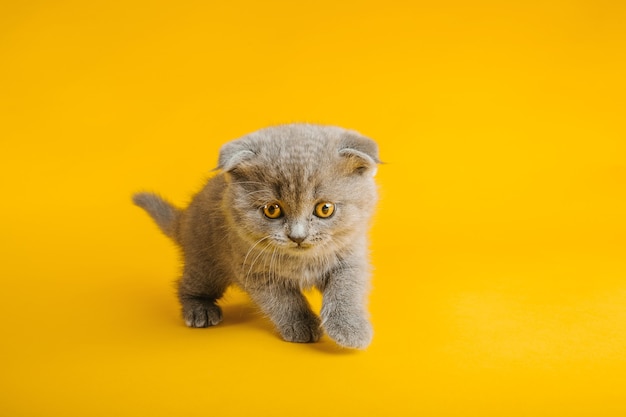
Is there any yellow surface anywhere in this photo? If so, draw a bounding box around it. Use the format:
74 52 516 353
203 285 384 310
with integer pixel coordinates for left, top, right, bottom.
1 1 625 416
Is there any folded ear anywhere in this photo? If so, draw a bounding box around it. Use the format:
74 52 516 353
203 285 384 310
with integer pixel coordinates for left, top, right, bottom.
339 133 381 176
217 138 257 172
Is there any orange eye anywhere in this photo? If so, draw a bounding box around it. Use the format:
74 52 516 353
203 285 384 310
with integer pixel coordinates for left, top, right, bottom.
314 202 335 218
263 203 283 219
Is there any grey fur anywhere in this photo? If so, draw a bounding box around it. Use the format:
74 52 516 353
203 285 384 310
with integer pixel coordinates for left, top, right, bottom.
133 124 380 349
132 193 181 239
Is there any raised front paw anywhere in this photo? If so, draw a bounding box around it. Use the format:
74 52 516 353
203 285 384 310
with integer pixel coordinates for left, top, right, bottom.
182 301 223 328
323 313 373 349
278 316 322 344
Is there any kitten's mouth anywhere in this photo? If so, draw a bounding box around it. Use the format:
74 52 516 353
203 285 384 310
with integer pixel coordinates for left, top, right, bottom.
288 242 314 251
268 238 315 253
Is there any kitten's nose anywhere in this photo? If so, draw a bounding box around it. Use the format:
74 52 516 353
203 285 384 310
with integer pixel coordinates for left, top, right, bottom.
287 222 307 244
287 234 306 244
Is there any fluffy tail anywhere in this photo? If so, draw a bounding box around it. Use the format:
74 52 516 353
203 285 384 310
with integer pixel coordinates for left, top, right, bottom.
133 192 181 240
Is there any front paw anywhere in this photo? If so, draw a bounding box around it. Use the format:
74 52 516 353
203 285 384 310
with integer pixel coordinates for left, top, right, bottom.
182 302 223 328
323 313 373 349
278 316 322 344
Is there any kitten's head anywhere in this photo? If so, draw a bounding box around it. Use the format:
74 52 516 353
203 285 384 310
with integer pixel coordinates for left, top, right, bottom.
219 124 380 257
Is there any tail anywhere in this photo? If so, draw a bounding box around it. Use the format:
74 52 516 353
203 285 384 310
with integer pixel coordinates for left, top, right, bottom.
132 192 181 240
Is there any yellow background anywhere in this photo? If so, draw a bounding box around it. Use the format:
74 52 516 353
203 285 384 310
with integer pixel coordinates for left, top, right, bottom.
1 1 625 415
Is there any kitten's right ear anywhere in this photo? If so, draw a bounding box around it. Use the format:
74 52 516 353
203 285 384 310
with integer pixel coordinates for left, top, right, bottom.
217 139 257 172
339 132 381 176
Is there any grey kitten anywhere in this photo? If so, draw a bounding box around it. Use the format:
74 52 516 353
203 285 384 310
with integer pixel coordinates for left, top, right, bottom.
133 124 380 349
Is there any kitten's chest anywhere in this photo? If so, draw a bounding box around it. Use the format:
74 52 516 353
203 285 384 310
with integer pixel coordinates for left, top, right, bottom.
284 258 330 289
238 250 335 289
278 255 334 288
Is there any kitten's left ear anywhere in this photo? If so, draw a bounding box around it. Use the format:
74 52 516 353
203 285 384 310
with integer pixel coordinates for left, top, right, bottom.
339 132 381 176
217 138 257 172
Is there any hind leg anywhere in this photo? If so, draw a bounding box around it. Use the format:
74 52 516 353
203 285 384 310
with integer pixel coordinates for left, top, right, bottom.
177 262 230 328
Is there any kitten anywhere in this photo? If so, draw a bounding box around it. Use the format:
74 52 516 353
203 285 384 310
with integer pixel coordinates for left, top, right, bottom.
133 124 380 349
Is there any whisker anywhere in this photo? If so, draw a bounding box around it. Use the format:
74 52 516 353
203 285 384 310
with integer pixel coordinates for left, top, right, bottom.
230 181 268 187
242 189 272 195
242 236 272 288
242 236 271 269
269 246 278 299
244 241 272 289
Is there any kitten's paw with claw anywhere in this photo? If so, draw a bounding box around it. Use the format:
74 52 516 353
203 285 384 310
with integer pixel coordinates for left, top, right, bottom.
279 318 323 344
183 303 223 328
324 314 373 349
